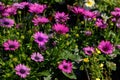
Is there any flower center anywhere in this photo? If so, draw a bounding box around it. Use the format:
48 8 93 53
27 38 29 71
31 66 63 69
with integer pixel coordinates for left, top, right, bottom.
4 21 9 25
20 69 26 74
38 37 43 41
9 45 15 48
103 46 109 51
35 56 40 60
63 65 68 69
87 50 92 54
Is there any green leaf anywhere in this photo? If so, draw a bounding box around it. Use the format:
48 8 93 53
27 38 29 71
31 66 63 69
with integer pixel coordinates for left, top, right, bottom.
44 75 51 80
38 71 50 76
62 71 77 79
106 61 116 71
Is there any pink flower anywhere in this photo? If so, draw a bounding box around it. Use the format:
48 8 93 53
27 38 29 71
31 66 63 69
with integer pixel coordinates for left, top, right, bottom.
29 3 46 14
95 18 107 29
98 40 114 54
15 64 30 78
58 60 73 73
54 12 69 23
52 23 69 34
71 6 84 15
31 52 44 62
33 32 48 46
32 16 49 26
3 40 20 51
83 46 94 56
2 6 17 17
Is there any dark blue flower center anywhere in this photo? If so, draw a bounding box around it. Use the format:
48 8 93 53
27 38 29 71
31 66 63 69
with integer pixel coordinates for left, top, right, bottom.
35 56 40 60
20 69 26 74
103 46 109 51
38 37 43 42
4 21 9 25
63 65 68 69
9 45 15 48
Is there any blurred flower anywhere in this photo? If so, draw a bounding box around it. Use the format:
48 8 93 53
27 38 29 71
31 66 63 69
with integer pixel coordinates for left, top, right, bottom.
0 2 5 12
84 30 92 36
116 44 120 49
29 3 46 14
2 6 17 17
111 7 120 17
3 40 20 51
12 3 25 9
99 63 104 68
83 46 94 56
98 40 114 54
31 52 44 62
84 0 95 8
15 64 30 78
95 18 107 29
54 12 69 23
96 78 100 80
52 23 69 34
71 6 84 15
33 32 48 46
84 10 96 19
58 60 72 73
32 16 49 26
95 48 101 54
0 18 14 28
83 58 89 62
116 18 120 28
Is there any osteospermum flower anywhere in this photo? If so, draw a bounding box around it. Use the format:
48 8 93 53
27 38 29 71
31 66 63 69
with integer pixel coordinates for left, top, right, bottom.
33 32 48 46
54 12 69 23
29 3 46 14
31 52 44 62
12 3 25 9
2 6 17 17
58 60 73 73
0 18 14 28
3 40 20 51
52 23 69 34
83 46 94 55
98 40 114 54
95 18 107 29
15 64 30 78
32 16 49 26
71 6 84 15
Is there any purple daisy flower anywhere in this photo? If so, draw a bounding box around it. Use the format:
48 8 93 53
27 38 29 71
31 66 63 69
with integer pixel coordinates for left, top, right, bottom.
29 3 46 14
84 30 92 36
52 23 69 34
71 6 84 15
95 18 107 29
15 64 30 78
12 3 25 9
54 12 69 23
83 46 94 56
32 16 49 26
83 10 96 19
31 52 44 62
3 40 20 51
58 60 73 73
0 18 14 28
2 6 17 17
98 40 114 54
33 32 48 46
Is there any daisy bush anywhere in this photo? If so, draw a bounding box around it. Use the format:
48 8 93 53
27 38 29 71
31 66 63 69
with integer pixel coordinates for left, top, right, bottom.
0 0 120 80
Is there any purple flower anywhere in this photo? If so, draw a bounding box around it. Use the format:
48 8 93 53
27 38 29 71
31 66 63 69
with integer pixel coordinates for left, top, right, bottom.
33 32 48 46
52 23 69 34
83 10 96 19
83 46 94 55
98 40 114 54
54 12 69 23
0 18 15 28
2 6 17 17
32 16 49 26
95 18 107 29
116 18 120 28
0 2 5 12
31 52 44 62
71 6 84 15
15 64 30 78
29 3 46 14
84 30 92 36
58 60 72 73
3 40 20 51
12 3 25 9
